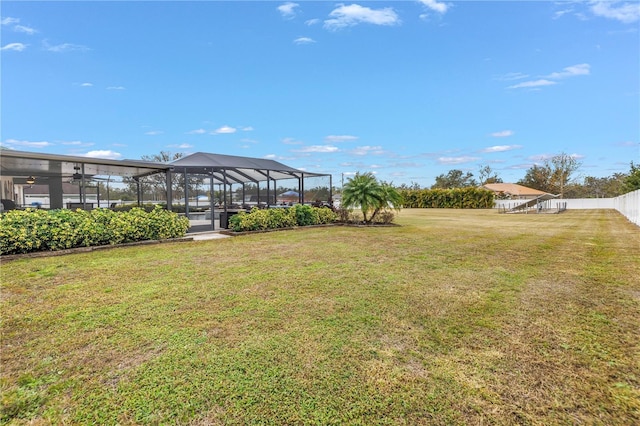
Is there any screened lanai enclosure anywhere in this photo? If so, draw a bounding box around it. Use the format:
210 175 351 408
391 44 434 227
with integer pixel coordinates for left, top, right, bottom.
1 150 333 231
166 152 332 230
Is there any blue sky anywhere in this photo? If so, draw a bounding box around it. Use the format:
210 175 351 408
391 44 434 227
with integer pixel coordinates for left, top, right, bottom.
2 1 639 187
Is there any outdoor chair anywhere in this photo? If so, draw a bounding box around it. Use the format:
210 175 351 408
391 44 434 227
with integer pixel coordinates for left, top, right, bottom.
1 199 18 211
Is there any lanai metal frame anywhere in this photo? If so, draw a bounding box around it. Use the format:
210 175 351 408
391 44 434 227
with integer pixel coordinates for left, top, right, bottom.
169 152 332 230
0 149 172 210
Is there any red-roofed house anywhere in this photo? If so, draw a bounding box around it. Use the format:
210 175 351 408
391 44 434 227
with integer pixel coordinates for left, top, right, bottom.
482 183 549 200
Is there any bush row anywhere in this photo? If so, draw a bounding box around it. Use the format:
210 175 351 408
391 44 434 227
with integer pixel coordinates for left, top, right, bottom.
399 187 495 209
228 205 337 232
0 206 190 255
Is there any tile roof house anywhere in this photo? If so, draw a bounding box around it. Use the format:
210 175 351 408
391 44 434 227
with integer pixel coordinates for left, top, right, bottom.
482 183 549 200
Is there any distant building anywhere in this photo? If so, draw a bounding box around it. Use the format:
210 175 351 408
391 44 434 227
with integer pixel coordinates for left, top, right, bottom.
482 183 548 200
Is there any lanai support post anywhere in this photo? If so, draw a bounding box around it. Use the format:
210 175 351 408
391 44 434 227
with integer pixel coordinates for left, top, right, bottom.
49 176 64 210
222 169 227 214
166 169 173 211
209 173 215 230
184 167 189 218
329 175 333 204
256 179 261 207
134 177 141 207
266 171 271 206
301 173 305 204
80 163 86 209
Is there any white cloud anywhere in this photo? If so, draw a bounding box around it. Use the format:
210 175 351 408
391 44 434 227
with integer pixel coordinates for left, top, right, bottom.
294 37 316 45
145 130 163 136
1 43 27 52
419 0 449 14
4 138 52 148
553 8 574 20
168 143 193 149
495 72 529 81
305 18 321 26
528 152 583 162
294 145 340 153
83 150 122 160
14 24 36 35
325 135 359 143
45 41 90 53
0 17 37 34
80 82 93 87
528 154 554 162
350 145 384 156
437 156 480 164
278 2 299 19
324 4 400 30
509 163 535 170
482 145 523 153
490 130 514 138
1 17 20 26
282 137 303 145
590 1 640 24
545 63 590 79
186 128 206 134
615 141 639 147
507 79 557 89
241 126 254 131
212 125 236 134
60 140 93 147
106 86 126 90
508 63 590 90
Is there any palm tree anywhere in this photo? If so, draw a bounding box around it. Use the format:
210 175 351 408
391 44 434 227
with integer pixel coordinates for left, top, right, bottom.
342 172 401 223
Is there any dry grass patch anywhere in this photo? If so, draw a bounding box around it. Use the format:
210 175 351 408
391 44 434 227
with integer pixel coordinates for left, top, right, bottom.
1 209 639 425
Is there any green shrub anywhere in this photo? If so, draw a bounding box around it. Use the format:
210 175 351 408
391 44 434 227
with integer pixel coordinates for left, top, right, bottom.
228 206 336 232
291 204 315 226
398 187 495 209
0 206 190 255
374 211 396 224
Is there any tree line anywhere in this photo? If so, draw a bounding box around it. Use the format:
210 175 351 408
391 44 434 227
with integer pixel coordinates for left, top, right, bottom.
398 153 640 198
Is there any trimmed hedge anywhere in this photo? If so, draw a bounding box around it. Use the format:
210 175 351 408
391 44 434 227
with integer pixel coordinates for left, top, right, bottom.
0 206 190 255
399 187 495 209
228 205 337 232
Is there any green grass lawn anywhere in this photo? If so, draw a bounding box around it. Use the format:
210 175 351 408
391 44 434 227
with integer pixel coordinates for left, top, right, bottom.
1 209 639 425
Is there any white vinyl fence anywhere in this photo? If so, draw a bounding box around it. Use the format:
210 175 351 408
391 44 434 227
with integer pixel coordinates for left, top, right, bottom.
614 189 639 226
494 190 640 227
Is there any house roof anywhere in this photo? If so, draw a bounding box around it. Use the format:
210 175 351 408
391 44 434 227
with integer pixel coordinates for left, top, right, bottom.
169 152 327 184
483 183 549 196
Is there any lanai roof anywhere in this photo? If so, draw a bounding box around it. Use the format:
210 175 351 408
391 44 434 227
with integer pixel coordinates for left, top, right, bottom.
1 150 328 184
1 149 171 182
170 152 328 184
